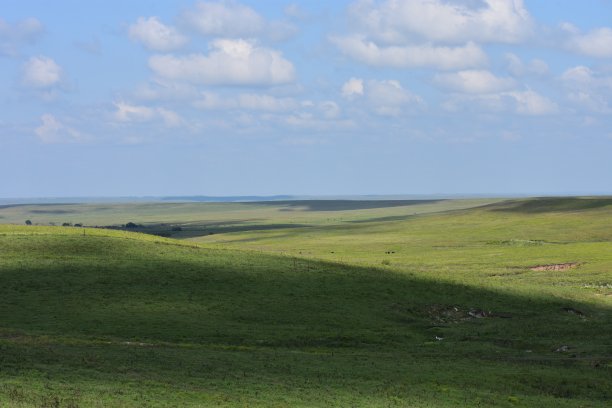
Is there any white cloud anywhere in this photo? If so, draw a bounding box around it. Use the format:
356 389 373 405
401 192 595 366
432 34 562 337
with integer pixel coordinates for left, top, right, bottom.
149 39 295 85
507 89 558 115
332 36 487 70
114 102 183 126
347 0 533 45
157 108 184 127
561 66 594 87
22 56 62 88
0 17 43 56
560 66 612 113
434 70 516 93
443 89 557 115
35 114 85 143
181 1 264 37
342 78 423 116
341 77 364 98
567 27 612 58
366 79 423 116
505 53 549 77
128 17 188 51
340 79 423 117
114 102 156 122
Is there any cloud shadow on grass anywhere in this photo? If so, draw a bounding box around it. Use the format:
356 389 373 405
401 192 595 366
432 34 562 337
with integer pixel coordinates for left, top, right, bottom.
484 197 612 214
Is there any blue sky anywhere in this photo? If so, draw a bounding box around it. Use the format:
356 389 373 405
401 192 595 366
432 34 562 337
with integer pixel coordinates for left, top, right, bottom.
1 0 611 198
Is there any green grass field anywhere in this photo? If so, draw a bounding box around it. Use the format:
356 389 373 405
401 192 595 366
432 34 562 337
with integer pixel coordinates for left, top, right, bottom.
0 197 611 407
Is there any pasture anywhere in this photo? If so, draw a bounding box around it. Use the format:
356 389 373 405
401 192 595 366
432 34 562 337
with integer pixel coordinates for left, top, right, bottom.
0 197 611 406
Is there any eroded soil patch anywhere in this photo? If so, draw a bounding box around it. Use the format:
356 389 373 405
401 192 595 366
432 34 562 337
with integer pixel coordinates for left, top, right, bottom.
530 262 579 271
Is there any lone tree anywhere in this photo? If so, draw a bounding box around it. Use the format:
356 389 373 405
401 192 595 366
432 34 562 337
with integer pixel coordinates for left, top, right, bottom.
25 220 32 226
125 222 138 228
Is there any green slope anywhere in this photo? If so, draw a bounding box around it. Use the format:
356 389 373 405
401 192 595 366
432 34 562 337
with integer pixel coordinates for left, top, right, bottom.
0 199 611 407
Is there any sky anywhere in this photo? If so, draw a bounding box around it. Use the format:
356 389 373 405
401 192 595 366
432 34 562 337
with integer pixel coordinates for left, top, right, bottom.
1 0 612 198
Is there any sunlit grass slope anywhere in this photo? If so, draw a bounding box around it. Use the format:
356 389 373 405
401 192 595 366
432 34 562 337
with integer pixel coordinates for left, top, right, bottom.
0 198 611 407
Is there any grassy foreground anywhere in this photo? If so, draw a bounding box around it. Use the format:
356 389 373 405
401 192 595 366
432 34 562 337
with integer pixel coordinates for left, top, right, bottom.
0 198 611 407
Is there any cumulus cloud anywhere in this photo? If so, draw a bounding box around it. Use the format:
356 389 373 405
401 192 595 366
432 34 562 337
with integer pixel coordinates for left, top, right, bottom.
341 77 364 98
560 66 612 113
128 17 188 51
22 56 63 88
114 102 183 127
347 0 533 45
508 89 558 115
149 39 295 85
0 17 43 56
35 114 85 143
343 78 423 116
366 79 423 116
332 36 487 70
434 70 516 93
566 27 612 58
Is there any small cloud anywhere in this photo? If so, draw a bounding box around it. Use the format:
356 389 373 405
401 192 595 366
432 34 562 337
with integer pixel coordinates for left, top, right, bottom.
341 77 364 99
157 108 184 127
34 114 86 143
507 89 558 115
561 65 593 86
442 89 557 116
366 79 424 116
114 101 184 127
114 101 155 122
22 56 63 88
128 17 188 52
434 70 516 94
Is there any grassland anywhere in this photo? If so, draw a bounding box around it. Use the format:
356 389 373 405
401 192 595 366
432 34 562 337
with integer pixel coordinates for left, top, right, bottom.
0 197 611 407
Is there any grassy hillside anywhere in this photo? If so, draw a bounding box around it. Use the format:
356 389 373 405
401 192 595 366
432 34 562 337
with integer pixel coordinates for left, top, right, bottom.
0 198 611 407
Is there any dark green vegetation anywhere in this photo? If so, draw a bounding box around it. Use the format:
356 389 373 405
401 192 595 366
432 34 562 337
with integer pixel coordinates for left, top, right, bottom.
0 197 611 407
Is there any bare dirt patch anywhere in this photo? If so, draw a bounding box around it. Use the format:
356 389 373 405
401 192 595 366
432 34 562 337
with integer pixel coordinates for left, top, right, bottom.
530 262 579 271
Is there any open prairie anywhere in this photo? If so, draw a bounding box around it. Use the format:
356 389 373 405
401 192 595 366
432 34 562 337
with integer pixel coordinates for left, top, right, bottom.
0 197 611 407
